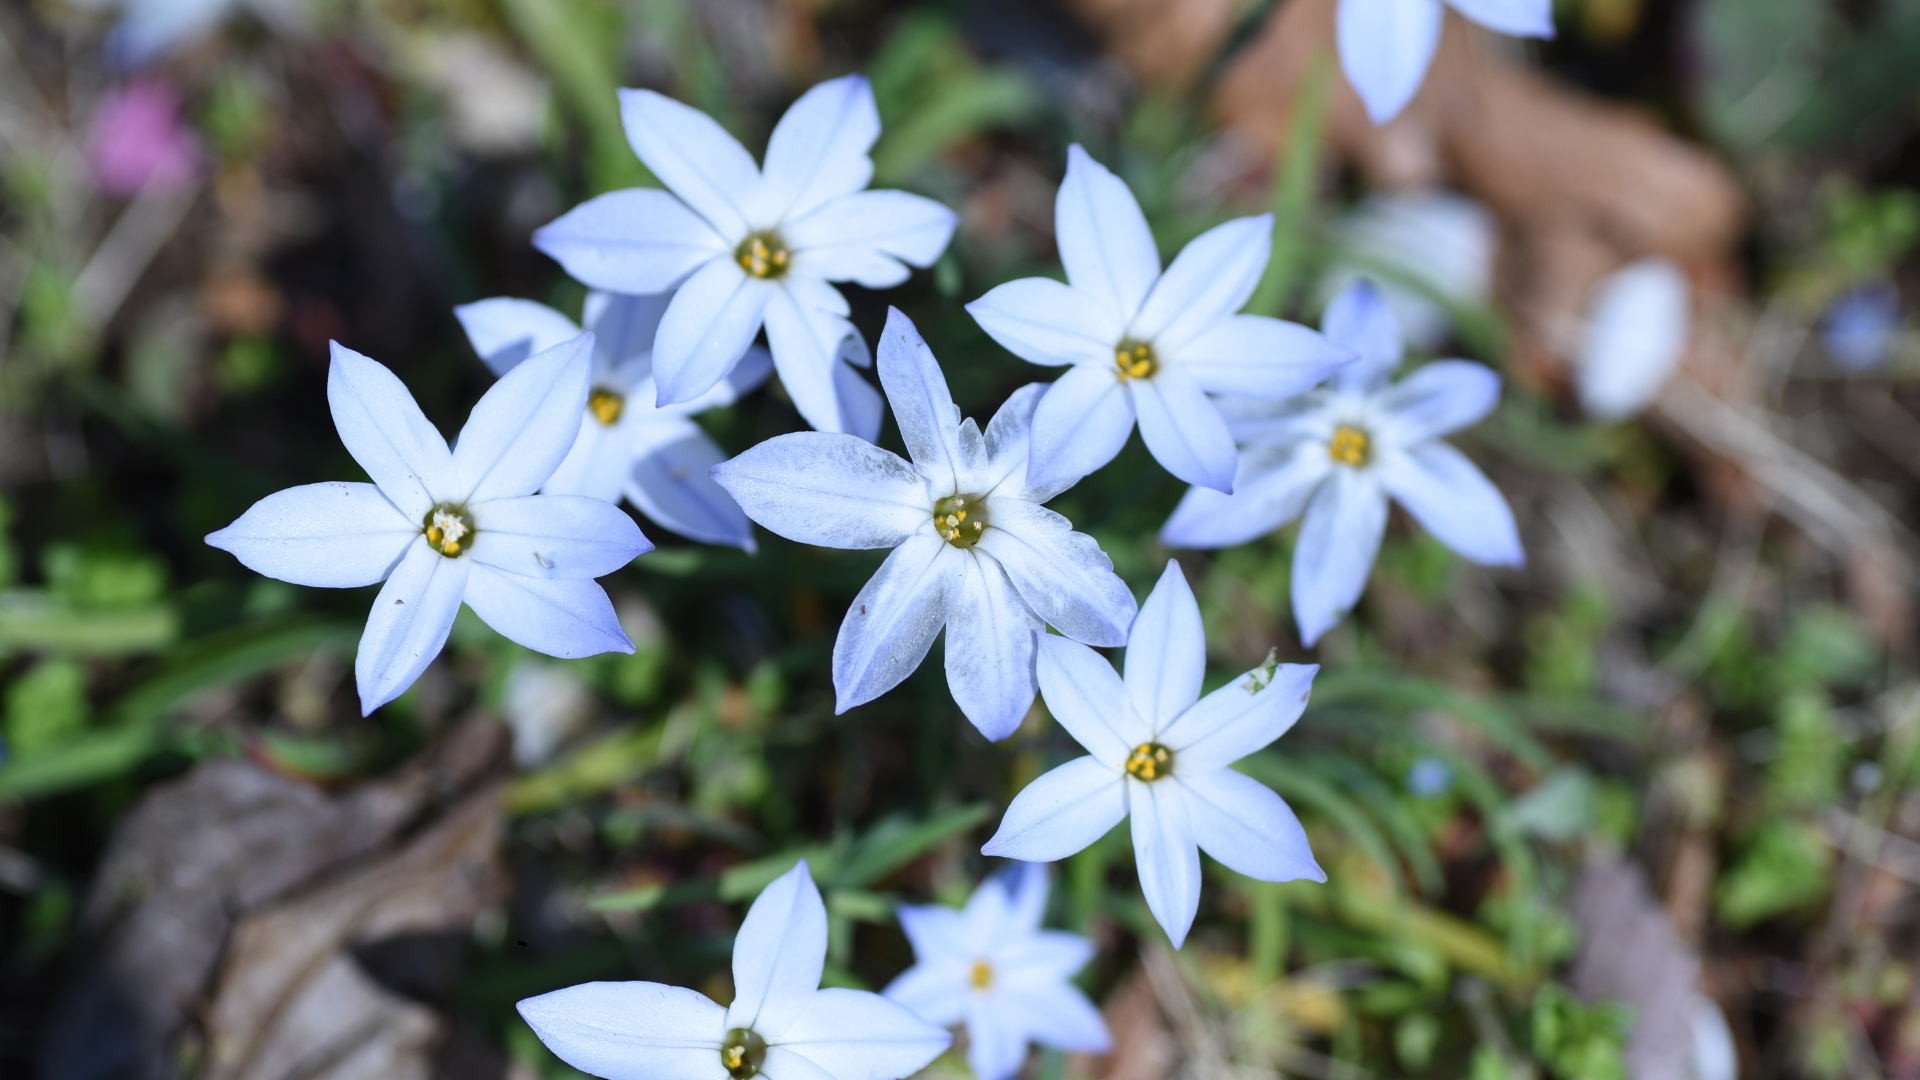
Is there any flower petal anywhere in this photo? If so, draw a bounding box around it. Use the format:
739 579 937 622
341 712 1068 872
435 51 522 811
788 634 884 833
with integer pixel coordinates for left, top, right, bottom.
543 416 629 504
1292 468 1389 647
1001 861 1050 934
1023 363 1136 493
1129 777 1201 948
754 75 880 225
1002 982 1110 1055
1132 369 1237 493
1175 315 1354 398
997 931 1095 986
880 959 968 1028
965 994 1029 1080
453 332 595 503
945 554 1041 742
1056 145 1159 322
1178 769 1324 883
1035 634 1145 763
897 903 969 964
966 278 1124 369
1159 662 1318 773
532 188 727 294
469 494 650 579
1576 257 1690 421
1448 0 1555 37
619 88 759 240
1130 215 1270 352
711 432 929 549
1323 278 1406 392
1158 445 1331 549
1372 361 1501 446
979 383 1063 502
627 430 759 551
833 536 966 712
586 290 677 369
763 285 861 435
653 258 776 408
834 351 885 444
728 860 828 1038
354 538 469 715
977 499 1136 648
517 981 729 1080
982 756 1127 862
327 342 458 520
207 482 414 588
788 190 957 288
463 565 634 658
454 298 582 377
1375 442 1524 566
876 308 964 493
775 988 951 1080
1125 561 1205 731
761 1047 838 1080
1336 0 1444 125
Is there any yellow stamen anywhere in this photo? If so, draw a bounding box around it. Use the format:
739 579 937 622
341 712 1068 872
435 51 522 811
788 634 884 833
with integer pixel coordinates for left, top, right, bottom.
588 388 625 425
1125 742 1173 781
933 494 988 549
423 505 475 558
1114 338 1157 381
1327 425 1371 467
735 232 792 279
721 1029 768 1080
970 959 994 990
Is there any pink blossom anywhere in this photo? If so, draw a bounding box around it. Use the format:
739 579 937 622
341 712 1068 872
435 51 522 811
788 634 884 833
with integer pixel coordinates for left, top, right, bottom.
87 79 200 197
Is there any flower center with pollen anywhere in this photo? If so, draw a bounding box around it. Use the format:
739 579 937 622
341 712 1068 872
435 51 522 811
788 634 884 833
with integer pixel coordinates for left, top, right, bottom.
970 960 994 990
587 388 624 425
1125 742 1173 781
422 505 475 557
736 231 791 279
721 1029 768 1080
1114 338 1157 381
1327 425 1371 467
933 494 988 549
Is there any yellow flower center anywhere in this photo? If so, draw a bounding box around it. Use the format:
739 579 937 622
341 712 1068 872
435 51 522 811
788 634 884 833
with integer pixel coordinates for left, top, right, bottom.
422 504 475 558
1114 338 1157 381
736 232 792 279
970 959 994 990
933 494 988 549
1125 742 1173 782
1328 425 1371 467
721 1029 768 1080
588 388 625 425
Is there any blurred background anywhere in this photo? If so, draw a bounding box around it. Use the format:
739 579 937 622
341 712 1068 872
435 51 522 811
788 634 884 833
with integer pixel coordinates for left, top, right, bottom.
1 0 1918 1077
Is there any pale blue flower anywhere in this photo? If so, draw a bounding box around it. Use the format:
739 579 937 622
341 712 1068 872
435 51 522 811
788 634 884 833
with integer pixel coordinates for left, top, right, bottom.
982 561 1324 948
533 75 955 438
1338 0 1554 125
521 861 949 1080
884 863 1109 1080
1823 283 1900 372
1160 280 1523 647
966 146 1352 494
1405 756 1452 797
455 290 775 551
1576 257 1690 420
206 335 649 714
711 310 1137 740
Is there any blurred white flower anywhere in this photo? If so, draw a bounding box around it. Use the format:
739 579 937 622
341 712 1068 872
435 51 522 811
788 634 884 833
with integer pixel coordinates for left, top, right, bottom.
502 660 593 768
711 309 1137 740
982 561 1324 948
456 290 771 551
1576 257 1691 420
884 863 1109 1080
1822 283 1900 372
206 336 648 714
1337 0 1555 124
1160 280 1523 646
1322 190 1496 351
521 861 950 1080
967 146 1352 493
533 75 955 439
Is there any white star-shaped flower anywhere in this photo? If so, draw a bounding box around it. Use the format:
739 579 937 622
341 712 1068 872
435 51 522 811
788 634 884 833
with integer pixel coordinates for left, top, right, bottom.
1337 0 1554 125
206 335 650 714
533 75 956 439
982 560 1324 948
521 861 950 1080
710 308 1137 740
1159 280 1524 646
965 145 1353 495
883 863 1110 1080
455 289 778 551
